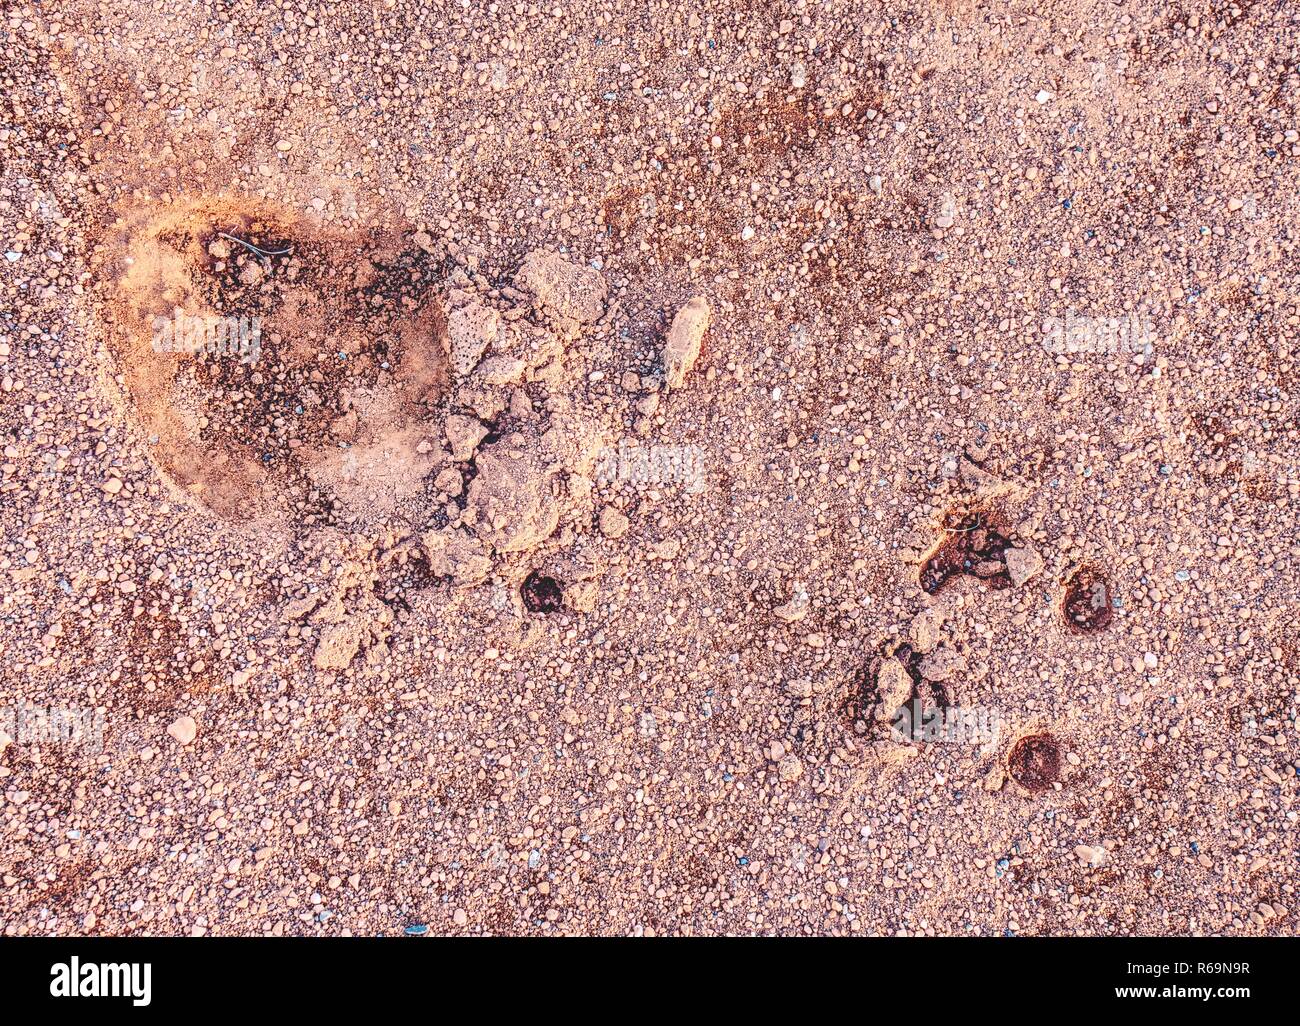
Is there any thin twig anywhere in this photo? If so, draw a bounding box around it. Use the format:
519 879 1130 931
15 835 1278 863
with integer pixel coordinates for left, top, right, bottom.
217 231 291 258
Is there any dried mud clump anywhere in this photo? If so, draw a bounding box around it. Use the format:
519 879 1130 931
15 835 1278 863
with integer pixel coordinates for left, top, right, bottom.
844 641 954 737
663 296 711 388
512 249 608 325
1008 733 1061 793
1062 566 1115 634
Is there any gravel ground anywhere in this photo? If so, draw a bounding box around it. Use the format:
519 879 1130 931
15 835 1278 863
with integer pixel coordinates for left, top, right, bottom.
1 1 1297 936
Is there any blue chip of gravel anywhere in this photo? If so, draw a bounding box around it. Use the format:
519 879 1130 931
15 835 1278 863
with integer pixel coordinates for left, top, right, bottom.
403 924 428 936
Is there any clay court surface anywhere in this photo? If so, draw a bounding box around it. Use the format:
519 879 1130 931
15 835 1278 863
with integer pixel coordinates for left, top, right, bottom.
0 1 1297 935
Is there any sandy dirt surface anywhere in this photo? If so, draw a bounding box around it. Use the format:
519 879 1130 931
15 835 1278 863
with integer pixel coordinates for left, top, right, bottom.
1 1 1297 936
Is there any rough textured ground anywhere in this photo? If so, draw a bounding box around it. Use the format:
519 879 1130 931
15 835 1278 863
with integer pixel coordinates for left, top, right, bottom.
1 1 1298 936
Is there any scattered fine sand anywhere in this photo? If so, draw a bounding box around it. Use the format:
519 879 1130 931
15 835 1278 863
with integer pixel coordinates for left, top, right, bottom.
1 1 1298 936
